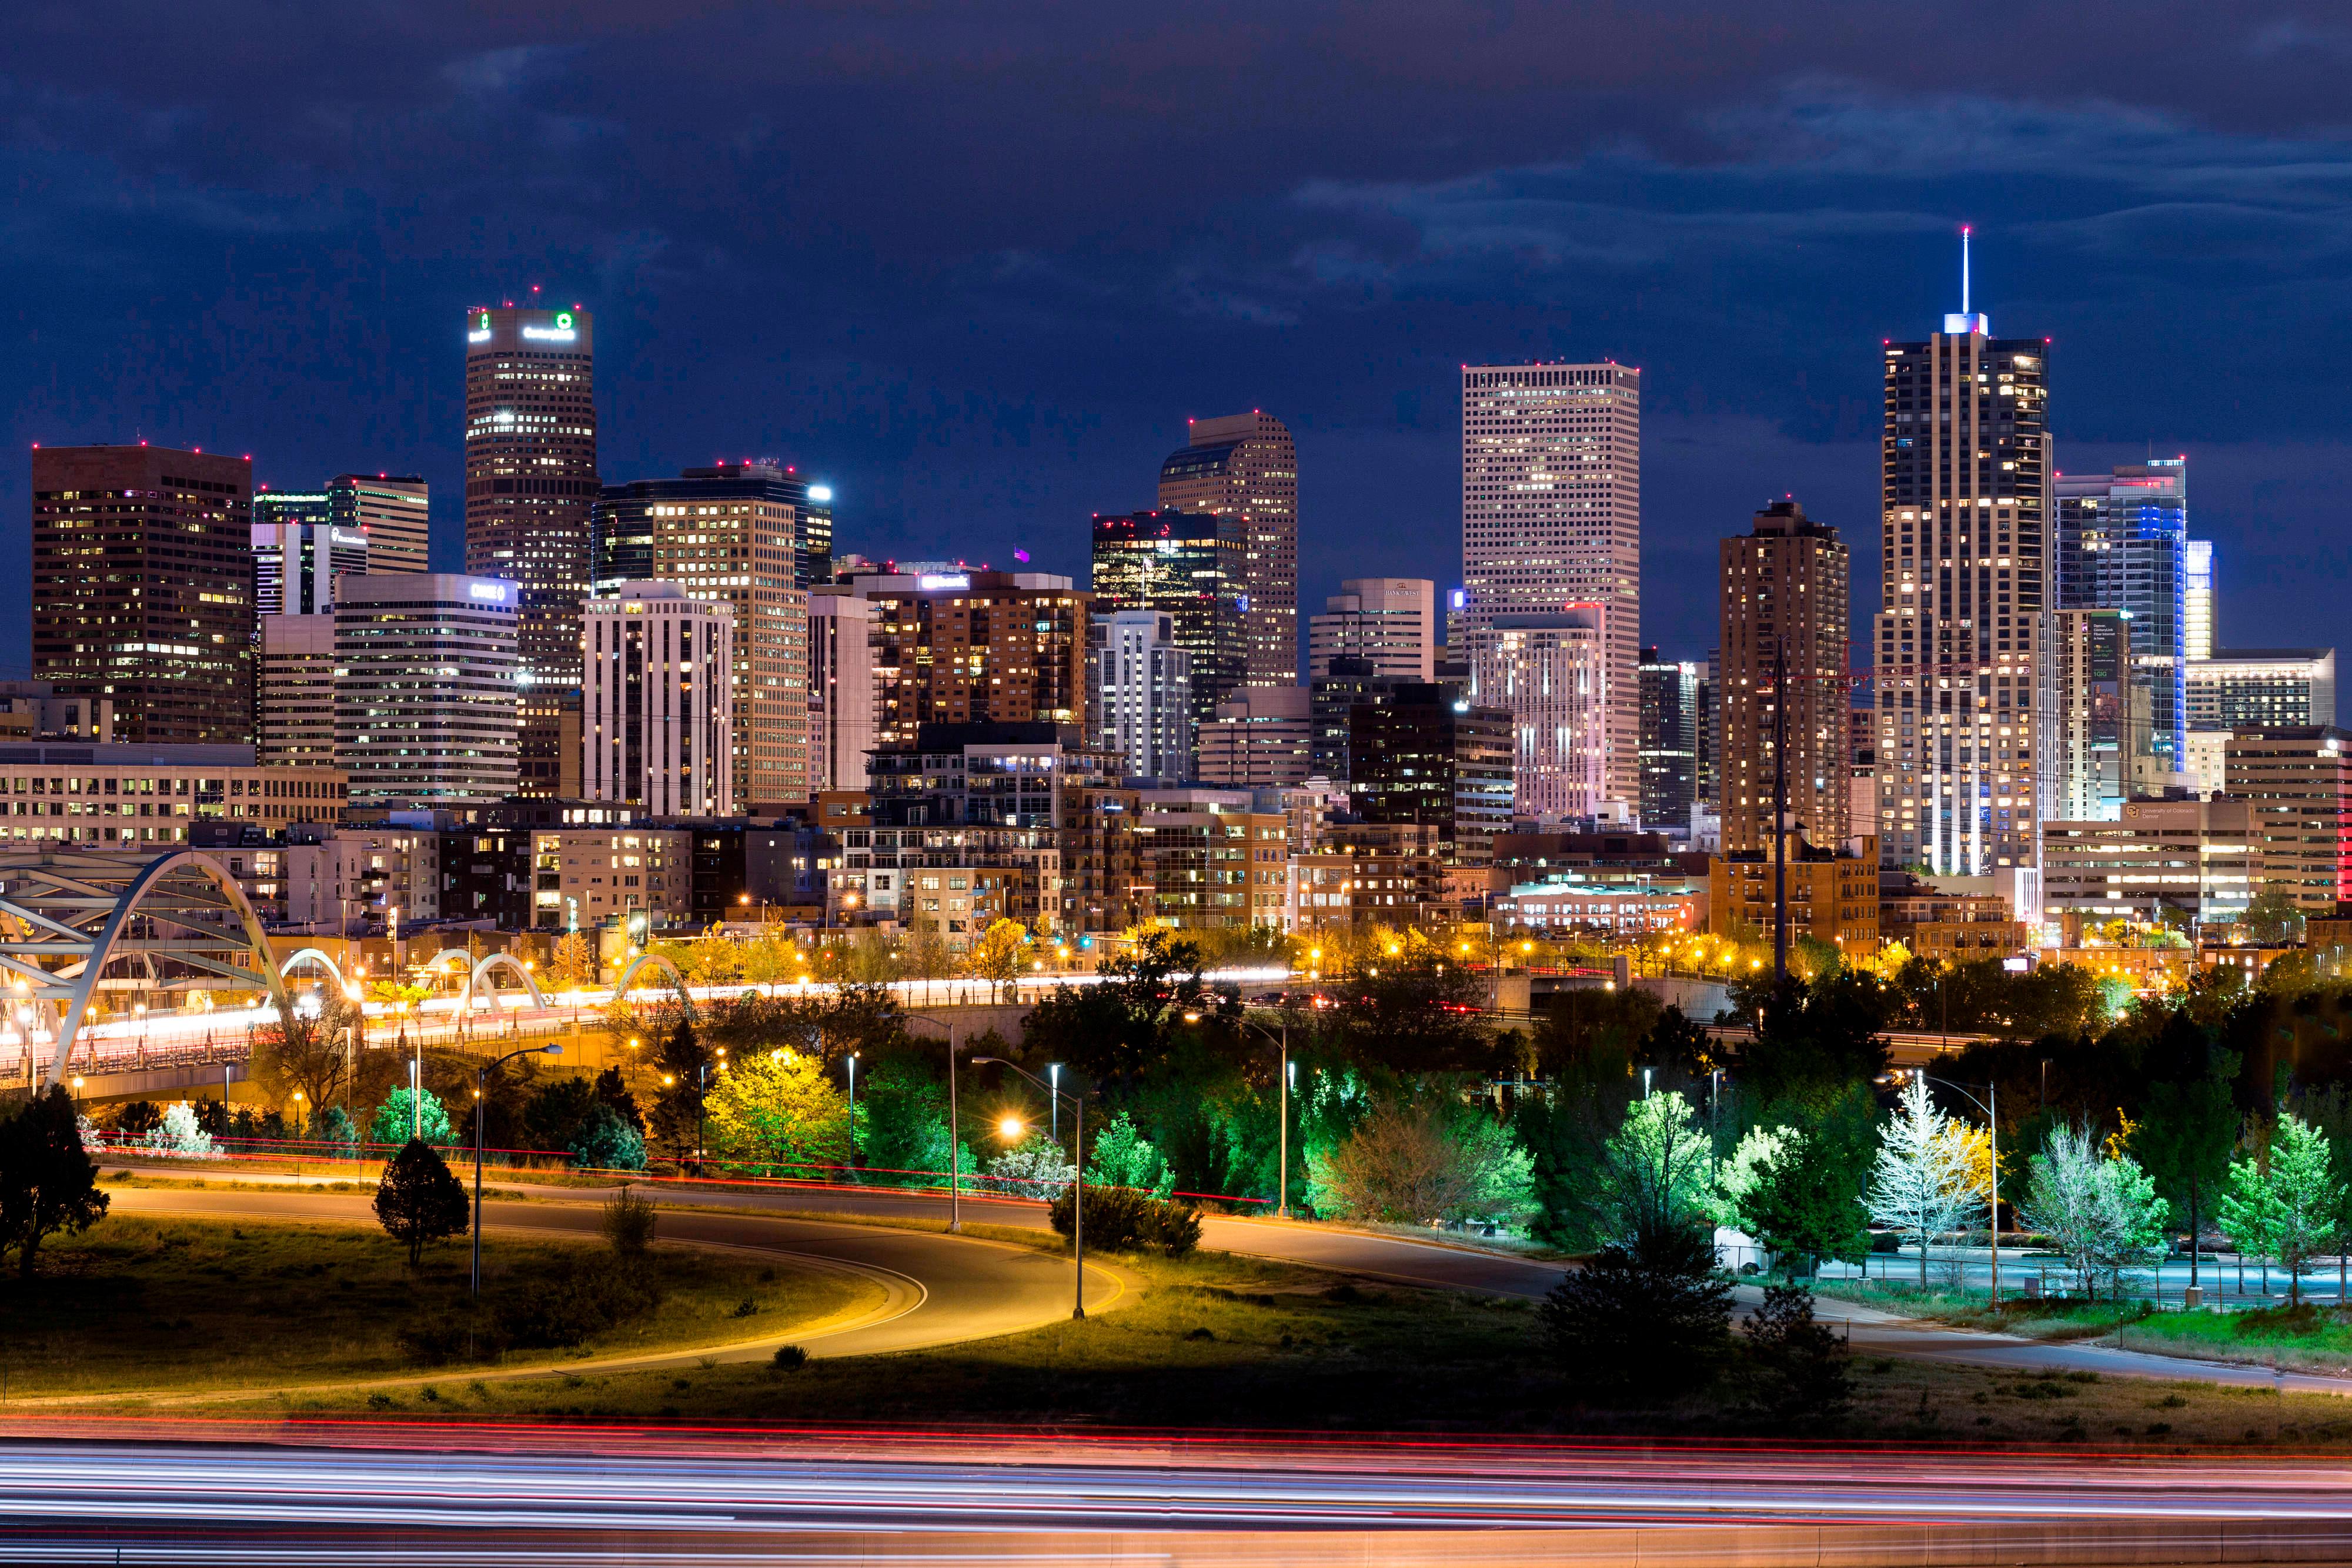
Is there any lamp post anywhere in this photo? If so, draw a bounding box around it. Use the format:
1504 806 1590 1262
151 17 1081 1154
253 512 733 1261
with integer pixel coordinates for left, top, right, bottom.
474 1041 562 1299
971 1054 1087 1319
846 1050 859 1172
899 1011 965 1231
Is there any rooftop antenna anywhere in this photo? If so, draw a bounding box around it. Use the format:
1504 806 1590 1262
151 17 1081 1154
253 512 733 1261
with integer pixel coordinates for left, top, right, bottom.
1960 225 1972 318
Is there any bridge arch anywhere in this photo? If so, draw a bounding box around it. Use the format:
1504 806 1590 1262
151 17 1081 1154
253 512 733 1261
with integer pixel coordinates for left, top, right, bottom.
456 951 547 1017
611 950 691 1006
277 947 348 988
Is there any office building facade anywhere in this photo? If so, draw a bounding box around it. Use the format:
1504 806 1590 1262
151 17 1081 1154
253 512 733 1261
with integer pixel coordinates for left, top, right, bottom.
1308 656 1419 785
1638 649 1703 833
2184 538 2215 663
2042 797 2261 928
259 614 338 769
1465 609 1610 822
1091 610 1192 783
2053 607 2159 822
1307 578 1435 681
1872 269 2053 874
252 506 368 616
0 744 343 848
462 302 598 795
806 589 878 796
32 444 256 744
1720 500 1850 853
335 574 520 805
328 474 430 575
1157 413 1297 687
1347 684 1515 866
1461 361 1641 812
2189 648 2337 731
2057 458 2187 763
2224 727 2352 909
582 583 736 817
1197 686 1312 789
1089 509 1248 731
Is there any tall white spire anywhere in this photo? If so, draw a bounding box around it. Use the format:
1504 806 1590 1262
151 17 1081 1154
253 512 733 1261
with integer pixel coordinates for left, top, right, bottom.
1943 224 1989 336
1962 224 1971 317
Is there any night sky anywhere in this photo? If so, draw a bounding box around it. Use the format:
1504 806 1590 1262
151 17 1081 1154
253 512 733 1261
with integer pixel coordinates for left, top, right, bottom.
8 3 2352 676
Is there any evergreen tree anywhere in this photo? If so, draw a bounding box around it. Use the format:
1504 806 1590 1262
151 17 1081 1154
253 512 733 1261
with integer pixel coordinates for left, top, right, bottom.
0 1084 109 1278
1741 1283 1850 1423
373 1138 469 1266
2136 1045 2241 1292
1539 1218 1730 1400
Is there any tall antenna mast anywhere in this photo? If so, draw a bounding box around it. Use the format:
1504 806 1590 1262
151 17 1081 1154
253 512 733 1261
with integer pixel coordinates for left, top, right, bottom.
1961 225 1972 317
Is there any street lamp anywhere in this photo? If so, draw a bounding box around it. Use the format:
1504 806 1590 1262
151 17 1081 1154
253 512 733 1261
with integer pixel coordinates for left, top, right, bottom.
474 1042 562 1299
971 1054 1088 1319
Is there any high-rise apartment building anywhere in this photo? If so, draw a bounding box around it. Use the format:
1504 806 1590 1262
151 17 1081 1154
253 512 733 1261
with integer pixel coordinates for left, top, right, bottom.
1466 609 1610 821
1157 413 1297 687
1307 578 1435 681
1461 362 1641 814
2189 648 2337 731
582 583 735 817
259 615 337 768
1720 501 1851 853
2053 607 2158 822
1872 253 2052 874
2057 458 2187 763
807 589 878 795
1091 610 1193 783
1197 686 1312 788
462 302 598 795
336 574 520 805
328 474 430 575
2184 538 2215 662
252 491 368 616
1090 509 1248 732
838 569 1091 751
1348 684 1515 866
2224 727 2352 909
587 463 816 804
32 444 255 744
1638 649 1703 833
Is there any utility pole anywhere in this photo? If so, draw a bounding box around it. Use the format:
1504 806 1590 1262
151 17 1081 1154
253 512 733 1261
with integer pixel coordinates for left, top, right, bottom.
1772 638 1789 984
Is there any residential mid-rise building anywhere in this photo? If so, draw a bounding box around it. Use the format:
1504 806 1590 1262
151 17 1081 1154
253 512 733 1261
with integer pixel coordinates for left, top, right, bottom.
1638 650 1703 834
1694 658 1719 816
462 302 598 796
1347 683 1515 866
2057 458 2187 763
2042 797 2262 930
32 444 256 744
1307 579 1435 681
1090 509 1248 731
259 615 338 769
1157 413 1297 687
2224 727 2352 909
1091 610 1192 783
1197 686 1312 788
2183 538 2215 663
1720 500 1850 853
527 825 693 931
2053 607 2160 821
1461 361 1641 811
838 568 1091 752
1707 831 1880 949
0 681 111 743
1133 786 1288 930
806 589 878 795
1872 248 2052 874
2189 648 2337 731
582 583 736 817
328 474 430 576
335 573 520 805
1466 608 1611 822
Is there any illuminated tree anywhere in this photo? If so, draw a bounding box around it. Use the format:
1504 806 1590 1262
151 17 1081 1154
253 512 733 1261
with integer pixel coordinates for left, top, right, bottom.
706 1048 848 1175
1865 1076 1984 1286
965 918 1028 1002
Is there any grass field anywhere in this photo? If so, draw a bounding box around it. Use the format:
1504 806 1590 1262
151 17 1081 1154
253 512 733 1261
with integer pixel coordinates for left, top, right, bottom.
0 1214 876 1399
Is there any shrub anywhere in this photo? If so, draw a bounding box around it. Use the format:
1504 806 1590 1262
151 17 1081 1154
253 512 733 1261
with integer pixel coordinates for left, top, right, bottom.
1308 1099 1532 1225
600 1186 658 1256
1742 1283 1852 1423
1048 1183 1200 1256
772 1343 808 1370
1539 1219 1731 1401
141 1102 214 1159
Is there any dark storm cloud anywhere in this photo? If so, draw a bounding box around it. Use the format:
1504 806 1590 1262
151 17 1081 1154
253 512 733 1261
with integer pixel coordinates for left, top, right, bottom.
5 1 2352 667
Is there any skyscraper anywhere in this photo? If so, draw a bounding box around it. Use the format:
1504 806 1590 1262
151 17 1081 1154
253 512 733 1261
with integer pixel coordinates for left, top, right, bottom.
1307 578 1435 680
2057 457 2187 763
1638 649 1702 833
2184 537 2215 662
1347 684 1515 867
1873 242 2052 874
1466 609 1610 821
32 444 255 744
462 301 598 796
1720 500 1850 853
1460 361 1641 813
806 589 878 794
328 474 430 575
582 583 736 817
1157 413 1297 686
1091 610 1193 783
1197 686 1312 788
1090 509 1248 732
336 574 520 805
252 487 368 616
2053 607 2157 821
258 615 336 768
589 464 817 806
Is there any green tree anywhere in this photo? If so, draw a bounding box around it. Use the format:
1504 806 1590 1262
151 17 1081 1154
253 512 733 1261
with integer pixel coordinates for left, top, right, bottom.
568 1103 647 1171
0 1084 109 1278
372 1138 469 1266
2017 1124 2168 1300
706 1048 850 1174
521 1077 598 1151
2244 884 2309 945
1719 1125 1867 1277
1086 1111 1173 1198
2135 1049 2241 1292
368 1088 452 1149
1593 1091 1713 1239
1539 1217 1730 1400
2220 1114 2344 1305
648 1013 714 1163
